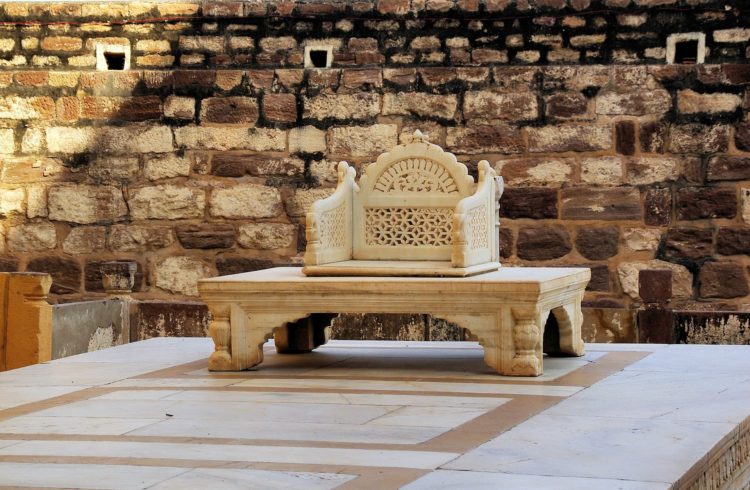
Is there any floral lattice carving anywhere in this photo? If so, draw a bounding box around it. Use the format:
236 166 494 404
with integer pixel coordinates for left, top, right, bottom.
373 159 459 194
365 207 453 246
319 205 346 249
467 204 489 250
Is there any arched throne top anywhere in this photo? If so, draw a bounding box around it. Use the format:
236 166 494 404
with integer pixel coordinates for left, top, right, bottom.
303 130 504 277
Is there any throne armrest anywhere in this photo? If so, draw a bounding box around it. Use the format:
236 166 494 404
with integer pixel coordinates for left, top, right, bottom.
304 162 356 266
451 160 502 268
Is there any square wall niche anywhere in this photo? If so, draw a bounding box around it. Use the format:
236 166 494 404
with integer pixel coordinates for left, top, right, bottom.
304 46 333 69
666 33 706 65
96 43 131 71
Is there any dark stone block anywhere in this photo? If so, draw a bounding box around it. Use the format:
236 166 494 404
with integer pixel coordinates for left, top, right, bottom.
639 269 672 304
584 263 610 292
331 313 428 341
662 227 714 261
517 225 572 261
173 70 216 90
722 64 750 85
545 92 588 119
640 120 667 153
735 123 750 152
85 260 144 293
499 227 513 259
119 96 163 121
132 301 210 340
215 257 274 276
707 156 750 182
616 120 636 156
27 256 81 295
676 187 736 220
644 188 671 226
638 306 674 344
575 226 619 260
500 187 557 219
561 188 641 220
716 227 750 255
176 224 236 249
699 262 749 299
0 257 19 272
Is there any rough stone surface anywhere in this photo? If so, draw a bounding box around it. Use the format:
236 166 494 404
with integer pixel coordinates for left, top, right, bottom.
624 228 661 251
304 93 380 121
707 156 750 182
48 185 127 224
699 262 749 299
209 184 282 219
494 158 573 187
200 97 259 124
154 256 213 297
626 157 682 185
238 223 297 249
676 187 736 220
677 90 742 114
143 154 192 180
617 259 693 300
383 92 458 120
215 257 275 276
108 225 175 252
174 127 285 151
62 226 106 254
528 125 611 152
328 124 398 157
500 187 557 219
644 188 672 226
462 91 537 122
596 90 671 115
130 185 206 220
668 124 729 154
176 224 236 249
561 188 641 220
743 188 750 224
289 126 326 154
580 157 623 186
132 301 210 340
27 256 81 295
46 126 174 154
447 125 524 154
662 227 714 260
7 223 56 252
517 225 572 261
716 227 750 256
576 226 619 260
286 188 335 218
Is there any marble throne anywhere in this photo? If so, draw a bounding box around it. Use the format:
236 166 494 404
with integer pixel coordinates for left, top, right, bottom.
303 130 504 277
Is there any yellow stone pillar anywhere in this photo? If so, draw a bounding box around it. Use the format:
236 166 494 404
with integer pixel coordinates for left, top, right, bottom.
0 272 53 371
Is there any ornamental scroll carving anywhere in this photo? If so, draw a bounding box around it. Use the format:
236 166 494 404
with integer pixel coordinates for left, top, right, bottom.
373 158 459 194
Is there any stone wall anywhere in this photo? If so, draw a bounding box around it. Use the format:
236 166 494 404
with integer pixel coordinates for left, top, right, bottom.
0 1 748 330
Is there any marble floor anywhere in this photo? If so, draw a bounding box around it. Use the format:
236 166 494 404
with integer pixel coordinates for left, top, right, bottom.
0 338 748 489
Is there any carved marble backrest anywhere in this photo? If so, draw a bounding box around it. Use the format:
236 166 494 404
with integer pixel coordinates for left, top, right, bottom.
352 131 475 261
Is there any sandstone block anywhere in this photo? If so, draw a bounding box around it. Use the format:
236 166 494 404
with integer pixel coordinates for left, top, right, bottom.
209 184 282 219
179 36 224 53
616 120 636 155
174 127 285 151
580 157 623 186
176 224 236 249
446 125 524 154
677 90 742 114
517 225 572 261
164 96 195 120
716 227 750 256
707 156 750 182
309 160 339 184
624 228 661 251
0 128 13 154
41 36 82 52
493 157 573 187
668 124 729 154
743 188 750 224
0 188 25 217
27 186 47 218
736 123 750 152
463 91 537 122
663 227 714 260
561 188 641 220
62 226 106 254
81 96 162 121
699 262 749 299
528 124 611 153
154 256 213 297
342 69 382 89
328 124 397 157
21 128 44 154
289 126 326 154
713 28 750 43
286 188 334 218
8 223 56 252
626 156 682 185
471 49 508 63
576 226 619 260
569 34 606 47
215 257 275 276
640 121 667 154
238 223 296 249
676 187 736 220
304 93 381 121
617 259 693 300
545 92 588 119
27 256 81 295
143 154 192 180
46 126 174 154
259 36 297 52
382 93 458 120
108 225 175 251
643 188 672 226
87 156 140 182
499 187 557 219
0 96 55 120
264 93 297 123
200 97 258 125
595 90 671 115
129 185 206 220
211 154 303 177
411 36 441 50
48 185 128 224
135 40 171 53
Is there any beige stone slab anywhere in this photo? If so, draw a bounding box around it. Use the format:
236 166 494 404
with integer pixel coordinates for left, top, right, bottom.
149 468 355 490
0 416 164 436
366 405 501 429
303 260 500 277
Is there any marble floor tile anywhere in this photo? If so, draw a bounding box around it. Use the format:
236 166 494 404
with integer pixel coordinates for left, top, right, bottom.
0 440 460 469
624 344 750 374
444 414 734 483
150 468 355 490
0 416 164 436
129 417 446 444
95 390 183 401
402 470 669 490
0 386 84 410
366 405 496 428
0 462 187 490
108 378 244 388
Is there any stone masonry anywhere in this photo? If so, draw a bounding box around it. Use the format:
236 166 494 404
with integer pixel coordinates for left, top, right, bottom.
0 1 748 330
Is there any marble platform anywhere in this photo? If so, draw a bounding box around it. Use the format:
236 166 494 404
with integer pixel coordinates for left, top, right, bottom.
0 338 748 489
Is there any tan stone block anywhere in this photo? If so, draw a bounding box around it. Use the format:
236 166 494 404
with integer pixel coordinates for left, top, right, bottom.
82 3 128 17
46 126 173 154
157 3 200 15
309 160 339 184
135 39 171 53
48 72 79 87
136 55 175 67
447 125 524 154
494 157 574 186
83 37 130 51
303 93 381 120
528 124 612 153
209 184 282 219
677 90 742 114
108 225 175 251
596 90 671 115
67 55 97 67
0 188 25 216
20 37 38 50
515 50 540 63
41 36 82 52
285 188 334 218
143 153 192 180
327 124 398 157
55 97 80 122
260 36 297 52
164 96 195 120
0 96 55 120
0 38 15 52
743 188 750 224
0 55 27 67
624 228 661 251
48 185 128 224
714 28 750 43
382 92 458 120
626 156 682 185
174 126 285 151
215 70 243 90
87 156 140 182
289 126 326 154
27 185 47 218
463 91 537 122
411 36 440 50
580 157 623 186
63 226 106 254
617 259 693 300
229 36 254 50
0 128 14 154
129 185 206 220
7 223 56 252
200 96 258 124
569 34 606 47
238 223 296 249
154 256 213 296
179 36 224 53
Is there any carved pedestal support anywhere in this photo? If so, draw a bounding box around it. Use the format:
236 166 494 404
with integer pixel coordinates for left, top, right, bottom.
2 272 53 371
510 312 542 376
207 303 232 371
